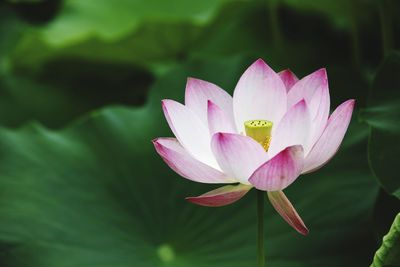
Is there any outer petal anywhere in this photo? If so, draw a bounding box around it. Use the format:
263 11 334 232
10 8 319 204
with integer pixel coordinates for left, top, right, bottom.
287 68 328 109
186 184 252 207
207 100 237 135
308 84 330 146
233 59 287 133
288 69 331 142
278 69 298 92
267 191 309 235
211 133 268 184
153 138 233 184
303 99 355 173
185 78 233 126
249 145 304 191
268 100 312 157
162 99 218 168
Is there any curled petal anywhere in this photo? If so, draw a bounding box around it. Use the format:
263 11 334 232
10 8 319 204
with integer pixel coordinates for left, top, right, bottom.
207 100 237 135
278 69 299 92
153 138 233 184
233 59 287 133
249 145 304 191
185 78 233 126
186 184 252 207
267 191 309 235
211 133 268 184
303 99 355 173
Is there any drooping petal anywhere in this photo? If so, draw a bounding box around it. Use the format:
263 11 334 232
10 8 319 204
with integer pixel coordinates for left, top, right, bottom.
207 100 237 135
287 68 328 109
249 145 304 191
162 100 218 168
278 69 298 92
303 99 355 173
211 133 268 184
268 100 312 157
185 78 234 126
267 191 309 235
233 59 287 133
153 138 233 184
186 184 252 207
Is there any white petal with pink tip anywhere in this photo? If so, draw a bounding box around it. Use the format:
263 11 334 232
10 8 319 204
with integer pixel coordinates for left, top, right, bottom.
207 100 237 135
303 99 355 173
211 133 268 184
153 138 233 184
249 145 304 191
278 69 298 92
185 78 233 127
268 100 312 157
287 68 328 110
233 59 287 133
162 100 218 168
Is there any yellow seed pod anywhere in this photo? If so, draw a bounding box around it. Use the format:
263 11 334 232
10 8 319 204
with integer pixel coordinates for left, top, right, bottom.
244 120 273 151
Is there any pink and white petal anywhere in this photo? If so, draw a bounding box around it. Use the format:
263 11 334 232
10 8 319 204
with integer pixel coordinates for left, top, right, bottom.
287 68 328 110
153 138 233 184
278 69 299 92
267 191 309 235
249 145 304 191
162 99 218 168
308 84 330 146
207 100 237 135
185 78 234 126
233 59 287 133
268 100 312 158
303 99 355 173
186 184 252 207
211 133 269 184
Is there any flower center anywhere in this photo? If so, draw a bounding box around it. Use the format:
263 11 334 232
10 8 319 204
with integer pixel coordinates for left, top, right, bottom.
244 120 273 151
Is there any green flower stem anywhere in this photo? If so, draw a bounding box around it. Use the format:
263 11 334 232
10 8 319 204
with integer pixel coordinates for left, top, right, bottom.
257 190 265 267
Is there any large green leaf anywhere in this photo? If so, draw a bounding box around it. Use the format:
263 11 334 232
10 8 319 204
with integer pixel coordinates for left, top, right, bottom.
9 21 203 76
10 0 370 78
0 56 379 266
371 213 400 267
363 53 400 199
1 0 258 129
1 1 269 128
7 0 252 72
0 5 155 128
36 0 245 46
279 0 375 29
3 0 374 130
8 1 263 75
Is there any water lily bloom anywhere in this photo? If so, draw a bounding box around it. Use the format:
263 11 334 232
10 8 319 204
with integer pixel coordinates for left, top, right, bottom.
153 59 354 235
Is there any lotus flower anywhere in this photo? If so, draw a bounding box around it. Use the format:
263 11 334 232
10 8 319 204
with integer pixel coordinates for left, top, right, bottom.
153 59 354 235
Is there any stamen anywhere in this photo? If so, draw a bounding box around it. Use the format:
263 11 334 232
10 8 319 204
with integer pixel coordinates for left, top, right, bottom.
244 120 273 151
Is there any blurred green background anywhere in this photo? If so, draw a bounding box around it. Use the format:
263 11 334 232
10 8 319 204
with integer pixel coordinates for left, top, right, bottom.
0 0 399 266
